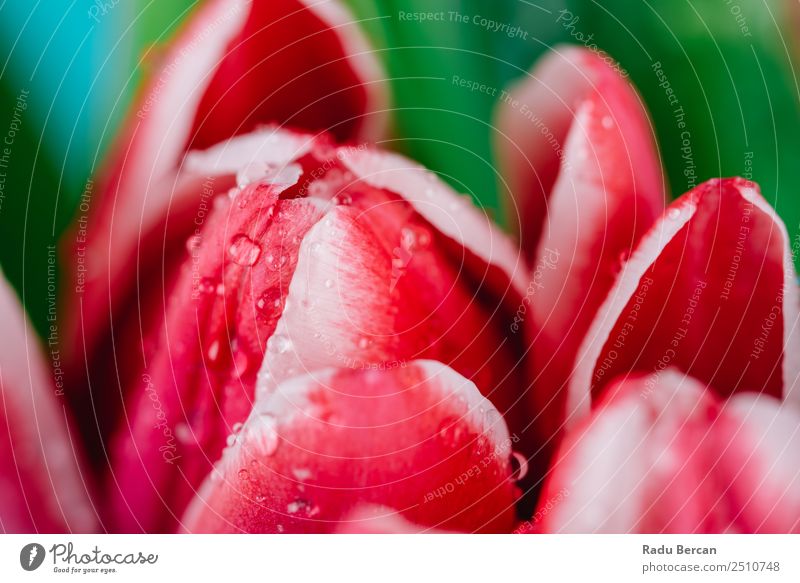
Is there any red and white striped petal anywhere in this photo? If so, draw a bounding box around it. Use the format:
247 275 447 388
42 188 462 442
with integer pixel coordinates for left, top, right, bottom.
723 394 800 532
63 0 388 424
340 147 529 297
495 45 664 257
105 131 528 532
568 178 800 426
540 370 800 533
494 45 665 453
105 171 325 532
0 272 96 533
180 361 519 533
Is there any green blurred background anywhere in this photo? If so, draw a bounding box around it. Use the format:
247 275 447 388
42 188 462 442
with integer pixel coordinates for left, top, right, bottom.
1 0 799 336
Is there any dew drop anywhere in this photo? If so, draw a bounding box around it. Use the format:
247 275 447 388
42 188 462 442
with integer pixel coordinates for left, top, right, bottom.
232 422 243 434
229 234 262 266
175 422 192 445
667 207 681 220
333 192 352 206
438 417 465 447
185 234 201 253
324 278 334 289
292 467 312 481
251 413 279 456
474 435 490 458
510 451 529 482
357 337 370 349
286 499 319 517
601 115 614 129
198 278 216 295
256 289 282 315
207 340 221 363
226 433 238 447
269 334 292 354
238 468 250 481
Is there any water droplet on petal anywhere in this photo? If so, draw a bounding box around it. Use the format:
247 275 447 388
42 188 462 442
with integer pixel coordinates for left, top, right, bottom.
286 499 319 517
238 468 250 481
601 115 614 129
248 413 279 456
323 278 334 289
175 422 192 444
438 417 465 447
667 207 681 220
232 422 243 434
269 334 292 354
292 467 312 481
198 278 216 295
185 234 202 253
357 337 370 349
510 451 529 482
229 234 262 266
256 289 282 315
207 340 221 363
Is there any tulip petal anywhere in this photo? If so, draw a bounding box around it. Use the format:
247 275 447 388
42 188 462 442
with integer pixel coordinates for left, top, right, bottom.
105 131 528 531
105 173 325 532
569 178 800 425
340 147 529 296
63 0 388 426
723 394 800 532
540 369 800 533
495 45 664 256
0 272 96 533
494 45 665 453
181 360 518 533
68 127 322 465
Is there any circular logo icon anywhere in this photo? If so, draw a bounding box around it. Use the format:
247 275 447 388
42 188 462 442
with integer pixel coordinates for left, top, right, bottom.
20 543 46 571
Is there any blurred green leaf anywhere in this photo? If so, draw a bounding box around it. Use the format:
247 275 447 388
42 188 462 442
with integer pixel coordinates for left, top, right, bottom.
566 0 800 263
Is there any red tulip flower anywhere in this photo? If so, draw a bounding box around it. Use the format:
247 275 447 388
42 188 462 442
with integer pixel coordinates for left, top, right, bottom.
14 0 794 535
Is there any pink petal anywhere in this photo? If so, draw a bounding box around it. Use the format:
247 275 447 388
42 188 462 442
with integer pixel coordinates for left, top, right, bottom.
494 45 665 456
494 45 664 257
569 178 800 425
722 394 800 532
0 272 96 533
180 361 518 533
105 174 324 532
540 369 800 533
340 147 530 296
68 128 321 470
105 133 528 532
62 0 388 428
